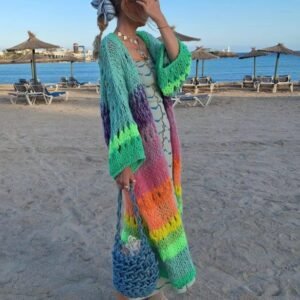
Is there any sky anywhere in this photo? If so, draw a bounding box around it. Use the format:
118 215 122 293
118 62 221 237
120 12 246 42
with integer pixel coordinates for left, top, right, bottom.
0 0 299 52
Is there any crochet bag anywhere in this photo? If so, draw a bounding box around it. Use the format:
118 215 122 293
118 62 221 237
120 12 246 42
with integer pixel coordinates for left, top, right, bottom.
112 186 160 298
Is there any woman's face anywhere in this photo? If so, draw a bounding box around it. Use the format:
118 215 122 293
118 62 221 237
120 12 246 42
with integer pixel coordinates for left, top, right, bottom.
122 0 149 26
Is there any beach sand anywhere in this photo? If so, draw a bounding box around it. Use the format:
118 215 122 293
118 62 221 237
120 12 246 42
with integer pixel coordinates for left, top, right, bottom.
0 88 299 299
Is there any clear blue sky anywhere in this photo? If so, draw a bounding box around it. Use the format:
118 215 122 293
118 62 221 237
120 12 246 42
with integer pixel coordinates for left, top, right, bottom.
0 0 299 52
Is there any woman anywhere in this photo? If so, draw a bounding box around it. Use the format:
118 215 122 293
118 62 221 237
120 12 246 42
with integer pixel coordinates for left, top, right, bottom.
91 0 197 299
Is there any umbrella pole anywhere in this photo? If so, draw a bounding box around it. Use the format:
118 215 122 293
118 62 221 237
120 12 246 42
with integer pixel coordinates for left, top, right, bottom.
253 57 256 79
70 62 73 78
30 59 34 80
274 53 280 81
32 49 37 83
195 59 199 79
202 60 205 77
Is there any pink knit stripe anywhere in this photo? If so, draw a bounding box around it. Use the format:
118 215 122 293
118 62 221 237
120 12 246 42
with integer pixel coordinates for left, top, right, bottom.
132 122 171 195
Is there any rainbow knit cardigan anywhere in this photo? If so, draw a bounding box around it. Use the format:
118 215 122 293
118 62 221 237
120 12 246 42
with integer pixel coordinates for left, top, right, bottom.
98 31 196 290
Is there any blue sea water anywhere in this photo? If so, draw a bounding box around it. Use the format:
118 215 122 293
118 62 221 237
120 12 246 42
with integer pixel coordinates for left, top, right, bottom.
0 54 299 84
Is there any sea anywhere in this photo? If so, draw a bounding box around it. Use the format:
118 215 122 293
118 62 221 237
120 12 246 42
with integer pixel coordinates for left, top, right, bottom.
0 53 299 84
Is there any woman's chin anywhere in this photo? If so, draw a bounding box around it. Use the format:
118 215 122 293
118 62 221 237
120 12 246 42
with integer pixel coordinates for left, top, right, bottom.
136 20 147 27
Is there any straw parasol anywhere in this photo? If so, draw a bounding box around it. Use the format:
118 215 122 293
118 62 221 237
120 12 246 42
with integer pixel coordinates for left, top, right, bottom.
239 47 267 78
158 26 200 42
259 43 298 80
191 47 219 77
58 54 85 77
7 31 59 82
12 52 49 63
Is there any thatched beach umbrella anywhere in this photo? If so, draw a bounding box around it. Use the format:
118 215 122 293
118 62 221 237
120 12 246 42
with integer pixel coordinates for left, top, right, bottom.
259 43 298 80
158 26 200 42
192 47 219 77
239 47 267 78
58 54 85 77
12 52 49 63
7 31 59 82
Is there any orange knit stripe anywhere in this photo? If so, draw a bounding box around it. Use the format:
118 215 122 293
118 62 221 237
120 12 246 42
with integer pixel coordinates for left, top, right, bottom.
123 211 183 243
123 178 179 231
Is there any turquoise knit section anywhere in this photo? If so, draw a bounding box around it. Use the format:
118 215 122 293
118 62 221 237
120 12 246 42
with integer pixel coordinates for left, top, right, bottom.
99 31 191 178
99 38 146 178
137 31 192 96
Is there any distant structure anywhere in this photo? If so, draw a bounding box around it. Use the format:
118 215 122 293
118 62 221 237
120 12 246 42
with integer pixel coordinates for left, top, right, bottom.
0 43 93 62
208 45 237 58
73 43 79 53
73 43 86 60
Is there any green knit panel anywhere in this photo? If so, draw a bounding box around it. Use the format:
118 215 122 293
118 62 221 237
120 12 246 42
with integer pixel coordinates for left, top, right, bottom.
108 122 145 178
156 42 192 96
173 268 197 289
137 31 192 97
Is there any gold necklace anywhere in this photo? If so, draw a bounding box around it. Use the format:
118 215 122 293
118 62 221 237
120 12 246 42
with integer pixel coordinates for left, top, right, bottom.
117 31 148 59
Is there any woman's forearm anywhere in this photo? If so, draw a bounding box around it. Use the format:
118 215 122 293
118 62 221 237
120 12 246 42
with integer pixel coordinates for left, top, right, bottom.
155 14 179 61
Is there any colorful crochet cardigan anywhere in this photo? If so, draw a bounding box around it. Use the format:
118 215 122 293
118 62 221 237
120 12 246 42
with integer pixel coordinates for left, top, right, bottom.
98 31 196 291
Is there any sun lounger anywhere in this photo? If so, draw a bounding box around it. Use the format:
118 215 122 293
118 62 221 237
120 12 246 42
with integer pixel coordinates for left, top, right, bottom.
256 76 277 93
9 83 33 105
68 76 87 88
19 78 30 85
241 75 256 88
30 83 69 105
276 75 293 92
196 76 215 93
171 91 213 107
182 83 198 93
59 77 69 88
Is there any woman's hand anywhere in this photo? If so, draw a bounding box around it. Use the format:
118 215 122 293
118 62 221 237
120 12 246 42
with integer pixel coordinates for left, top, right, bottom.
135 0 165 24
135 0 179 60
115 167 136 191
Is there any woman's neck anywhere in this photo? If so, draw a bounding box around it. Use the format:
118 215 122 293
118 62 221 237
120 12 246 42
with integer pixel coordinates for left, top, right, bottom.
115 17 139 37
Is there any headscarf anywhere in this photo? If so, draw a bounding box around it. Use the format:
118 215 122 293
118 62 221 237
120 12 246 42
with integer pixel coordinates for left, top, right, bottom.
91 0 116 24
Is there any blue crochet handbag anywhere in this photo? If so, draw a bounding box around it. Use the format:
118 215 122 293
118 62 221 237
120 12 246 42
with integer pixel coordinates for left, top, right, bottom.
112 185 160 298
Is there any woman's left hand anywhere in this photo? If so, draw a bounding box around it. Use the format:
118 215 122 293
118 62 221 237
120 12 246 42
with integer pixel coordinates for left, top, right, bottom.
135 0 164 23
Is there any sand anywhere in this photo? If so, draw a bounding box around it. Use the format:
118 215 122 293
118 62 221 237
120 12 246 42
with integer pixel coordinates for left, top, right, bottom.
0 88 299 300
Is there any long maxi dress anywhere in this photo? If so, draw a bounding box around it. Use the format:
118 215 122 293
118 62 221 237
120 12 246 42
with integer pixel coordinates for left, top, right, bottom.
123 56 195 300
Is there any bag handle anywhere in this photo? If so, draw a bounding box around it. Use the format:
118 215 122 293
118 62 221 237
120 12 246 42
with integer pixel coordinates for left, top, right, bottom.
114 185 147 247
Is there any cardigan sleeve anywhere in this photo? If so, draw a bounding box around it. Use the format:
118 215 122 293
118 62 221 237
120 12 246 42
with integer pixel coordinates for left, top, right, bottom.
138 31 192 96
99 38 146 179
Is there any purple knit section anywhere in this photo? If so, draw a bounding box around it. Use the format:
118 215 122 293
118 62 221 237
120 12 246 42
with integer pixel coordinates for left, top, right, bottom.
100 100 110 146
129 84 153 129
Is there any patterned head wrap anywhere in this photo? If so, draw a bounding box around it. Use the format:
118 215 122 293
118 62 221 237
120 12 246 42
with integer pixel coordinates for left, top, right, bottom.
91 0 116 24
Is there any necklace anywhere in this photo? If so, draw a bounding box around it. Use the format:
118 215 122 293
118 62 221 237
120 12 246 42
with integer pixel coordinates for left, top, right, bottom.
116 31 148 60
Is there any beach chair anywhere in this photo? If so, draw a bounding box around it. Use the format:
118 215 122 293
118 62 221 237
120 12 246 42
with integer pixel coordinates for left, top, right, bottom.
68 76 87 88
171 91 213 107
256 76 277 93
276 75 293 92
241 75 255 89
96 79 100 94
19 78 30 85
30 83 69 105
59 77 69 88
182 83 198 93
9 83 34 105
196 76 215 93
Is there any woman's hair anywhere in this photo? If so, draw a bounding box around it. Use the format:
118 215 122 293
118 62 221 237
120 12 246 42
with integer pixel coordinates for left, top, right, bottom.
93 0 122 60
